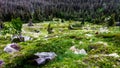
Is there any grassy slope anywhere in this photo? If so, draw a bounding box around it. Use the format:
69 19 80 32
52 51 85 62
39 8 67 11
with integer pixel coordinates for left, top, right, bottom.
0 21 120 68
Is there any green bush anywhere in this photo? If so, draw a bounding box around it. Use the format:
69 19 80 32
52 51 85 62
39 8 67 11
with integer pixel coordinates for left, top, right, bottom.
107 15 115 26
11 18 23 34
0 23 16 35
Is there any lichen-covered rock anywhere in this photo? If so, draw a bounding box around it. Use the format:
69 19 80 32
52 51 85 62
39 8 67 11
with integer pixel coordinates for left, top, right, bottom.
11 35 24 43
4 43 20 54
70 46 87 55
23 36 32 41
99 27 109 33
28 19 34 26
85 34 93 37
0 60 4 67
33 52 57 65
11 35 32 43
116 22 120 26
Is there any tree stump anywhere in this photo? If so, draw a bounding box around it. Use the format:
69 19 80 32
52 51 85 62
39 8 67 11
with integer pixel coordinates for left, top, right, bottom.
28 19 34 26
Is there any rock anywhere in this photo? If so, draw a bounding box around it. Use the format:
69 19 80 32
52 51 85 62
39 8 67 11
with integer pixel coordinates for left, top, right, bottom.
33 52 57 65
116 22 120 26
74 49 87 55
108 53 119 58
70 46 87 55
11 35 32 43
70 46 76 51
34 58 46 65
85 34 93 37
28 19 34 26
0 60 4 67
92 53 119 58
99 27 109 33
4 43 20 54
11 35 24 43
96 41 108 47
23 36 32 41
34 52 57 60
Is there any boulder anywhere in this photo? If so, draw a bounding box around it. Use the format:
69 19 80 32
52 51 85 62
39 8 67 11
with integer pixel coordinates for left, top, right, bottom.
11 35 24 43
0 60 4 67
34 58 46 65
85 34 93 37
4 43 20 54
99 27 109 33
116 22 120 26
28 19 34 26
23 36 32 41
33 52 57 65
11 35 32 43
74 49 87 55
34 52 57 60
70 46 87 55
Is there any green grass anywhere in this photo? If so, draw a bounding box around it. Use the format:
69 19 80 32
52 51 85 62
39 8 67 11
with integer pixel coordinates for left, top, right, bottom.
0 21 120 68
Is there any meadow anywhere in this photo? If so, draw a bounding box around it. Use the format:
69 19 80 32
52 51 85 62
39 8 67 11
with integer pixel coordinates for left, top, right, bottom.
0 20 120 68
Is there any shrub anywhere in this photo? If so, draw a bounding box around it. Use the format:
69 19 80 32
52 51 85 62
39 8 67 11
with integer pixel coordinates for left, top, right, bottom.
11 18 23 34
107 15 115 26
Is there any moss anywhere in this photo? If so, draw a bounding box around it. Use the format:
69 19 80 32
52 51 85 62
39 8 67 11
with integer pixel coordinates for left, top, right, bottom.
83 56 120 68
0 21 120 68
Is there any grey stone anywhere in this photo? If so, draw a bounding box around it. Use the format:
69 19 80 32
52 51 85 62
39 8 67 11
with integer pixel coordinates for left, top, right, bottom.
11 35 32 43
0 60 4 67
34 52 57 65
116 22 120 26
11 35 24 43
4 43 20 54
70 46 87 55
28 19 34 26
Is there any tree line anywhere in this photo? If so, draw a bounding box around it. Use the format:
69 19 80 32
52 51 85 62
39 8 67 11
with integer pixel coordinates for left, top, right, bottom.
0 0 120 22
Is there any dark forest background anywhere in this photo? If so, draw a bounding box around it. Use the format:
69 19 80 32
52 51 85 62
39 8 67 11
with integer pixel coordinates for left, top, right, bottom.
0 0 120 22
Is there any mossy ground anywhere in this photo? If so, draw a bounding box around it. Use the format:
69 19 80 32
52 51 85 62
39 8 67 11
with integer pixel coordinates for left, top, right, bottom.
0 21 120 68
